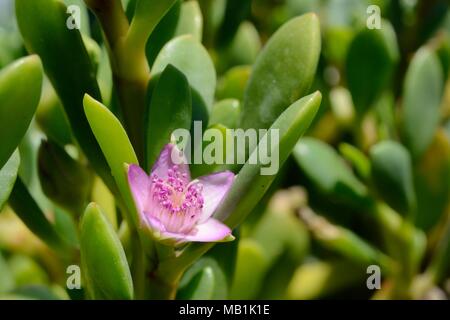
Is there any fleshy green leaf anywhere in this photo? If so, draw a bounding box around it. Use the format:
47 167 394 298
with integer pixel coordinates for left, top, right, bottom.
216 92 322 228
145 65 192 171
0 55 42 169
216 65 251 102
37 140 92 216
8 177 72 256
177 257 227 299
0 251 15 293
229 239 268 299
145 0 181 66
402 48 444 159
15 0 114 191
152 35 216 111
80 203 133 300
346 21 399 116
83 95 139 225
294 138 371 209
209 99 240 129
215 0 251 48
287 260 366 300
177 267 215 300
240 13 321 130
414 131 450 231
0 151 20 211
338 142 371 180
175 0 203 41
370 141 416 217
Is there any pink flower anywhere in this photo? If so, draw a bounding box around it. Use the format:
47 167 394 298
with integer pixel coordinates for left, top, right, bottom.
127 144 234 245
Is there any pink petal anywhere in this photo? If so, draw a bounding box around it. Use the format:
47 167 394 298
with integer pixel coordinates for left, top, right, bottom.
160 218 232 243
197 171 235 222
127 164 150 214
144 215 166 234
151 144 190 181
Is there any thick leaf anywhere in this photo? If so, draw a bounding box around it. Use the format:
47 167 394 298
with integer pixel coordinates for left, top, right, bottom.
216 65 251 102
84 95 139 225
300 209 392 270
414 131 450 231
35 80 73 146
216 92 322 227
177 267 215 300
346 21 399 116
215 0 251 48
177 257 227 299
294 138 371 209
8 177 71 256
218 21 261 72
240 14 321 130
0 56 42 169
209 99 240 129
152 35 216 111
145 0 181 66
80 203 133 300
252 208 309 267
38 140 92 216
128 0 178 52
370 141 416 217
15 0 114 191
287 260 366 299
0 252 14 293
0 151 20 211
229 239 268 299
402 48 444 159
338 143 370 180
175 0 203 41
145 65 192 171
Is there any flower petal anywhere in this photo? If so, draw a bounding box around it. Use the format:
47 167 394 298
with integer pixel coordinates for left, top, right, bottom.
127 164 150 214
185 218 232 242
160 218 232 243
197 171 235 222
144 215 166 234
151 144 190 181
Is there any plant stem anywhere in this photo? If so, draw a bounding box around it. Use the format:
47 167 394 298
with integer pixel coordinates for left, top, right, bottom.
85 0 149 162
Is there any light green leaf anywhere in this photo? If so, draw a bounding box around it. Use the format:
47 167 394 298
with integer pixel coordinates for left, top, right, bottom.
152 35 216 111
175 0 203 41
370 141 416 217
230 239 268 299
80 203 133 300
216 92 322 228
145 0 181 66
402 48 444 159
0 55 42 169
83 95 139 225
345 21 399 116
15 0 114 191
240 13 321 130
145 65 192 171
209 99 240 129
8 177 72 256
0 151 20 211
294 138 371 209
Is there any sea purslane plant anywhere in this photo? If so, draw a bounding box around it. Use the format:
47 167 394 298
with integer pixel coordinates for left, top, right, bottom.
0 0 449 301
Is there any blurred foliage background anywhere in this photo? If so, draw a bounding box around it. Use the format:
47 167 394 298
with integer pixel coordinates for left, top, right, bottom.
1 0 450 300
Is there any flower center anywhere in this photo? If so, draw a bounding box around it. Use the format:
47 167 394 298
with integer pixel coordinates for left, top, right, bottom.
148 165 204 233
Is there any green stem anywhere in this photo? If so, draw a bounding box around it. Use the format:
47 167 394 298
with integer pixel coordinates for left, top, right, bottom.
85 0 149 162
